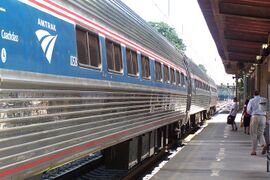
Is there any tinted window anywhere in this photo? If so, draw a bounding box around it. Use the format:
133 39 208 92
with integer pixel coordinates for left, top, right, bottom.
76 29 88 65
164 65 169 83
88 33 100 67
170 68 175 84
126 48 138 76
155 61 162 81
106 40 123 73
176 71 180 85
106 41 114 70
141 55 150 79
180 73 185 86
76 28 101 68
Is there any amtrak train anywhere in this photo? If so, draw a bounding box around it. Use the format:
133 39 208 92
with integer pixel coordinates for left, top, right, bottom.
0 0 217 179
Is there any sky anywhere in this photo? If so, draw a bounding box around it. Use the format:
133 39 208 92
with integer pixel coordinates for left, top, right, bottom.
121 0 235 86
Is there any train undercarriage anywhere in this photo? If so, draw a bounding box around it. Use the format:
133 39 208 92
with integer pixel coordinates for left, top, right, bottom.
37 110 210 180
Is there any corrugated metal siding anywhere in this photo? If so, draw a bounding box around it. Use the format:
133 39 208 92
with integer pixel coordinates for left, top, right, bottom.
52 0 186 68
0 70 187 177
190 92 210 114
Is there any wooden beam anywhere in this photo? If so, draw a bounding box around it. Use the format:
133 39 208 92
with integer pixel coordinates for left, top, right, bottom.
220 2 270 19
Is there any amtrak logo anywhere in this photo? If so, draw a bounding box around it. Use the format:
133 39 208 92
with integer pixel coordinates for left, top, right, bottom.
35 29 57 63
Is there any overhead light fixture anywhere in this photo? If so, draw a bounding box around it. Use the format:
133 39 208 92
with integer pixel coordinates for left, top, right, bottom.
262 43 268 49
256 55 262 61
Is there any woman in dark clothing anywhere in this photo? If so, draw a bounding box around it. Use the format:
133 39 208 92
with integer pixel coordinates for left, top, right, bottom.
241 99 251 134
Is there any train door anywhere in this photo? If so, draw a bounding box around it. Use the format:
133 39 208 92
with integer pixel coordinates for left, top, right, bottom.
183 59 192 122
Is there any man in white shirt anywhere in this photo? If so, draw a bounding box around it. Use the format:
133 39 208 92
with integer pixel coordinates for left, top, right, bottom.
247 90 267 155
229 97 238 131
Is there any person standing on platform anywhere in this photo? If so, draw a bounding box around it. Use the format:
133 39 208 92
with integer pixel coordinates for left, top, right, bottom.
241 99 251 134
247 90 267 155
229 97 238 131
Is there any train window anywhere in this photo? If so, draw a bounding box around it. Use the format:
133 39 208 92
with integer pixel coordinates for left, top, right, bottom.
106 39 123 73
88 33 100 67
76 29 88 65
170 68 175 84
141 55 150 79
176 71 180 85
180 73 185 86
155 61 162 82
164 65 169 83
126 48 138 76
76 28 101 68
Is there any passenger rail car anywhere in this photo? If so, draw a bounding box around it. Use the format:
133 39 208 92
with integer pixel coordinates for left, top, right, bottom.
209 77 218 115
0 0 217 179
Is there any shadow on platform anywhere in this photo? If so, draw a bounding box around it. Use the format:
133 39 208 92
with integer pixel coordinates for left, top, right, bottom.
151 113 270 180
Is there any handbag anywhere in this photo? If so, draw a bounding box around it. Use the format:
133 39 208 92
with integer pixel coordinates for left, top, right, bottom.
227 115 232 124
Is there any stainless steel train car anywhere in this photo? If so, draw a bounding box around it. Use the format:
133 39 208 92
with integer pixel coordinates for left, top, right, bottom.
209 76 218 115
0 0 217 179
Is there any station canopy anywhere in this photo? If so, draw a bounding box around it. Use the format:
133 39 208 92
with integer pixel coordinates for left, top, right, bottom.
198 0 270 75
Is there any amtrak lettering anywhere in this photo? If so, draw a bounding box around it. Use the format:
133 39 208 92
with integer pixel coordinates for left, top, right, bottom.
1 29 19 42
38 18 56 31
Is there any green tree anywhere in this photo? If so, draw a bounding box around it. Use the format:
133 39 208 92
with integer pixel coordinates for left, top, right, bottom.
149 22 186 51
198 64 207 73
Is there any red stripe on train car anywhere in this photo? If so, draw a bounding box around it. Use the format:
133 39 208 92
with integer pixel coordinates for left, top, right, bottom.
0 118 175 177
27 0 187 74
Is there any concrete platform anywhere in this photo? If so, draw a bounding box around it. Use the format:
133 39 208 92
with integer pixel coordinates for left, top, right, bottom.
151 113 270 180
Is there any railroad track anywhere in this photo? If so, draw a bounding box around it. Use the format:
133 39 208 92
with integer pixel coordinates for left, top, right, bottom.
40 127 201 180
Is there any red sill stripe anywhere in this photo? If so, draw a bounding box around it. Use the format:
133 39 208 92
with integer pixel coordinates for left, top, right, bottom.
0 118 174 177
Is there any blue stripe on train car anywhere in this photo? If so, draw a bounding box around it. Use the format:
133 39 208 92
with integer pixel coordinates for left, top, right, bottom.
0 0 187 92
0 0 78 77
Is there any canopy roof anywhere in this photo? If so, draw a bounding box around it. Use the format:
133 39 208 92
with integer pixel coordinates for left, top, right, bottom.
198 0 270 75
